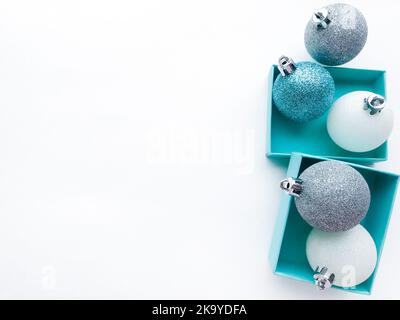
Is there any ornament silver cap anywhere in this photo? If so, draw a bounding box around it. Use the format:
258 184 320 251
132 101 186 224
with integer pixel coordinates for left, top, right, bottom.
278 56 296 77
280 177 303 197
313 266 335 290
364 94 386 115
312 8 331 29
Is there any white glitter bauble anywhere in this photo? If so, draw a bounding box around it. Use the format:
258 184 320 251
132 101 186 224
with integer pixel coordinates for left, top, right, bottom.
306 225 377 289
327 91 394 153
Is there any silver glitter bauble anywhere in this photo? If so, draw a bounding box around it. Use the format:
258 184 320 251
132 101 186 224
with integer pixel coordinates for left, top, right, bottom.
272 56 335 123
280 160 370 232
304 3 368 66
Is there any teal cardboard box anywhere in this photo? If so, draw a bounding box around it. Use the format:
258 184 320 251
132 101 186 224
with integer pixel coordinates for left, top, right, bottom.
266 65 387 163
269 153 399 294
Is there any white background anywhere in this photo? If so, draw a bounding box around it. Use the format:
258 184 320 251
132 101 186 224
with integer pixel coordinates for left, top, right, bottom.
0 0 399 300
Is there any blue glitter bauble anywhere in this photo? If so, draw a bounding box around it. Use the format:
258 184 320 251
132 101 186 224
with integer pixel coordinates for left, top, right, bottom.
272 61 335 123
304 3 368 66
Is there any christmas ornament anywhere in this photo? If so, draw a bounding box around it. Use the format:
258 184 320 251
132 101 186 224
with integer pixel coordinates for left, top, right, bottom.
304 3 368 66
306 225 377 289
272 56 335 123
327 91 394 153
280 160 370 232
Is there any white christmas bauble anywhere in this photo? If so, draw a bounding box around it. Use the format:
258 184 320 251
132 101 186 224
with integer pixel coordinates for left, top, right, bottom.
306 225 377 288
327 91 394 153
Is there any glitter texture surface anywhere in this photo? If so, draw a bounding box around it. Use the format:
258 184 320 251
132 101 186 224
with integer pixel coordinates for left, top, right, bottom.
272 62 335 123
304 3 368 66
295 160 370 232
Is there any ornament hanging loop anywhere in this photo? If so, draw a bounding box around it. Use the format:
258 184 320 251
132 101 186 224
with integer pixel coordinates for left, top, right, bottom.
313 266 335 290
364 94 385 115
280 177 303 197
313 8 331 29
278 56 296 77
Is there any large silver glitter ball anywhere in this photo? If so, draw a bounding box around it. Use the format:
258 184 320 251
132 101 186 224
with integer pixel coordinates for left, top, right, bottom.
304 3 368 66
295 161 370 232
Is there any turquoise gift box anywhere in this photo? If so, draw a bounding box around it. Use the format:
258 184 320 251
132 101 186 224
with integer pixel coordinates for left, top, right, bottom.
266 65 387 163
269 153 399 294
